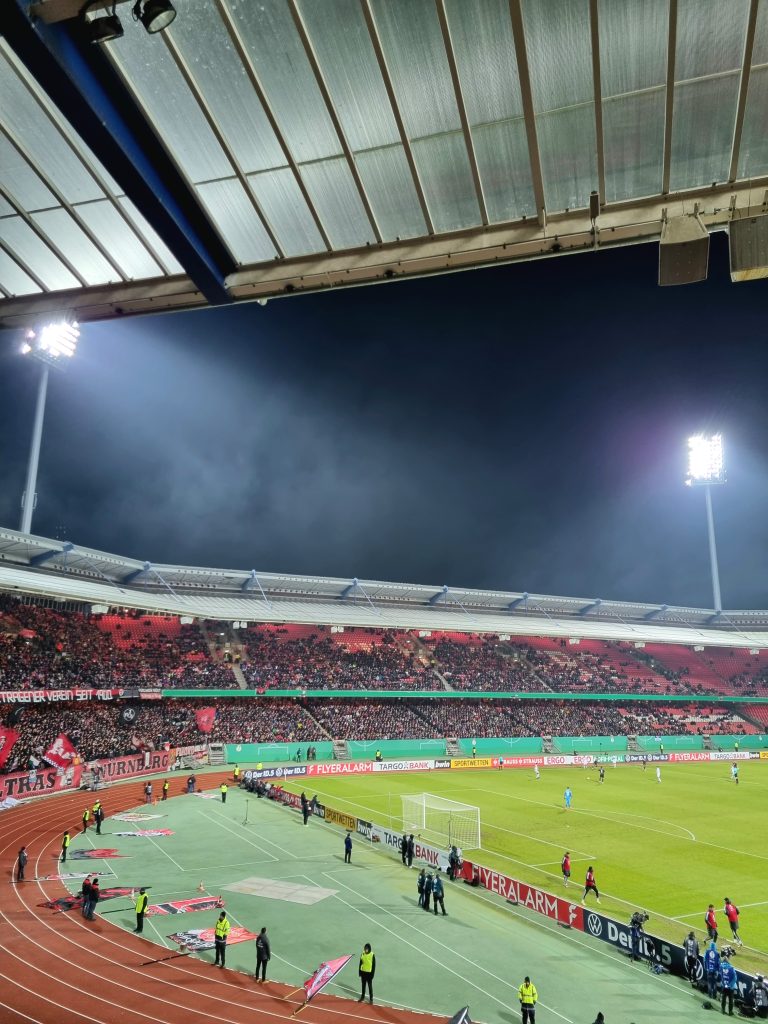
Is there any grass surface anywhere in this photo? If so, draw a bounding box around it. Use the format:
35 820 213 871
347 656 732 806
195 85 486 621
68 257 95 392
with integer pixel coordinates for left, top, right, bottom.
285 759 768 974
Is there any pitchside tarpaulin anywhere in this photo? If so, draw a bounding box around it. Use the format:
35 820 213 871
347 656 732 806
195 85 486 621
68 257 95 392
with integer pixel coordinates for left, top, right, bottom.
112 829 175 838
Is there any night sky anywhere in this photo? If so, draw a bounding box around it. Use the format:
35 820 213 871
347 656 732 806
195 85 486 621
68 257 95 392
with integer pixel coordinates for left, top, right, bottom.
1 232 767 610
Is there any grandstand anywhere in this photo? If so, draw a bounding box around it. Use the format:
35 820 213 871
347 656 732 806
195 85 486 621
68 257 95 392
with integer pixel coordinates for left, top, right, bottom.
1 527 767 770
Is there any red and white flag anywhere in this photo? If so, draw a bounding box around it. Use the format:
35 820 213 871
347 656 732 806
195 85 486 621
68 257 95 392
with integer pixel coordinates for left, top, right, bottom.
0 726 20 769
302 955 352 1004
194 707 216 734
43 733 78 769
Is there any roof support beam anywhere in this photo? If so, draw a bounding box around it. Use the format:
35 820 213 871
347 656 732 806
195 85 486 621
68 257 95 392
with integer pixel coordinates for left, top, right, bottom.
729 0 760 182
429 585 449 606
360 0 434 236
588 0 606 204
578 599 602 616
661 0 678 194
508 0 546 225
339 578 360 600
159 32 284 260
30 542 73 566
434 0 488 226
4 1 233 305
507 594 529 611
214 0 332 253
286 0 383 244
0 122 127 285
122 561 151 585
644 604 668 620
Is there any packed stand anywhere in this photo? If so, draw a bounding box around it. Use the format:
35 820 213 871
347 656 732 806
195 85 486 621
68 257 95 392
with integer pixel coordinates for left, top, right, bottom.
239 624 439 691
425 634 545 692
0 597 238 690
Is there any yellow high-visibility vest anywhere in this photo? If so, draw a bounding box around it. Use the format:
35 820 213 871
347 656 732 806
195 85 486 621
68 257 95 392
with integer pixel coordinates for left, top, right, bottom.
518 982 538 1006
360 951 374 973
215 917 231 940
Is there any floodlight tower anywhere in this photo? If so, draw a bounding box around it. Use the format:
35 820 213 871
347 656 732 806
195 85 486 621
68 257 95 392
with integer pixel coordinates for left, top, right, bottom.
685 434 725 614
18 320 80 534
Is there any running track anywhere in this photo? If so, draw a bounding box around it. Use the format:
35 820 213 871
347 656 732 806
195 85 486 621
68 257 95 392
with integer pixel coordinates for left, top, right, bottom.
0 772 425 1024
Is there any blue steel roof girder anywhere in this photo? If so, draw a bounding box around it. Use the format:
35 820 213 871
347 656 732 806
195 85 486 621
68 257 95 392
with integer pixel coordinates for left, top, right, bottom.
30 541 73 566
122 560 151 584
6 2 234 307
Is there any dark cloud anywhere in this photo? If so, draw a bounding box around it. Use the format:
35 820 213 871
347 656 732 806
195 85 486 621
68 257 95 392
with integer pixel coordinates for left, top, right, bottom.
1 232 767 608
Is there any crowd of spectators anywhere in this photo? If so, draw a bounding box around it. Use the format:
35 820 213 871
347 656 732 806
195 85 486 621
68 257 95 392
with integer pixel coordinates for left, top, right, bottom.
0 598 239 690
239 626 438 691
1 596 766 700
1 695 755 772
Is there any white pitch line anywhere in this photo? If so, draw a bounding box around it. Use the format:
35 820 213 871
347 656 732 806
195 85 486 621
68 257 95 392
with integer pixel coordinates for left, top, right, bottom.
323 870 574 1024
197 807 280 863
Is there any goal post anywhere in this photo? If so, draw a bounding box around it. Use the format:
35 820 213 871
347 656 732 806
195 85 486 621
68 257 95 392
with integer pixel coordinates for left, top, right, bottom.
401 793 481 849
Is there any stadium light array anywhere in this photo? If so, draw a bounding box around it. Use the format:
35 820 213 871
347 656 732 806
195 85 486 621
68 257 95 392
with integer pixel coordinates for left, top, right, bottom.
686 433 725 487
21 320 80 366
18 319 81 535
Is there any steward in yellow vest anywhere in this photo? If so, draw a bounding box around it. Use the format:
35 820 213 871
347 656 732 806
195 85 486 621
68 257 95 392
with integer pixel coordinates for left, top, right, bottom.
358 943 376 1004
214 912 231 968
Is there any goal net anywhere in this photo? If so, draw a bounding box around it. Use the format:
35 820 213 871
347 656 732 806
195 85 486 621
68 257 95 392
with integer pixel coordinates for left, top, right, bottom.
401 793 481 849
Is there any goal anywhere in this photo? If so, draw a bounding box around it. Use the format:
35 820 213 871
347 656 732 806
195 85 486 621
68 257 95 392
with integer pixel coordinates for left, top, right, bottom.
401 793 481 849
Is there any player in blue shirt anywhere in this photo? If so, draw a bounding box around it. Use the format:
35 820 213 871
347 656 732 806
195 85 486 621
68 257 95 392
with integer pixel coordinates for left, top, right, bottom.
564 787 572 810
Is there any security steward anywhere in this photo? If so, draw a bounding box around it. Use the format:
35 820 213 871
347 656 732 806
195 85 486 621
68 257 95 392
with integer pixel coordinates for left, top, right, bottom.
233 765 240 784
162 780 169 801
60 830 71 862
358 943 375 1004
518 976 538 1024
92 800 104 836
220 782 228 804
214 911 230 968
82 806 90 834
134 887 149 933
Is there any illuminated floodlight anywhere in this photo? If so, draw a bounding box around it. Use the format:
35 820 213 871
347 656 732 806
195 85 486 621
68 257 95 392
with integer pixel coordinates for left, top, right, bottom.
133 0 176 33
686 434 725 487
22 320 80 367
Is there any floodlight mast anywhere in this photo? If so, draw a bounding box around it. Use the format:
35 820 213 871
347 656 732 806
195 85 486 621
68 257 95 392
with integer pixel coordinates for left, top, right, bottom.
19 321 80 535
685 434 725 614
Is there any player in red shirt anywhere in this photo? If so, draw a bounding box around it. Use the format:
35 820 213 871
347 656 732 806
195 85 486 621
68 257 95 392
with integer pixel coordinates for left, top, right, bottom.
724 898 742 946
561 852 571 888
705 904 718 943
581 866 600 905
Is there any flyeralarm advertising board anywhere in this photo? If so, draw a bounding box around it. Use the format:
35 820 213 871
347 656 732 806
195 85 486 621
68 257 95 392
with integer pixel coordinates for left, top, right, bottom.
466 861 584 930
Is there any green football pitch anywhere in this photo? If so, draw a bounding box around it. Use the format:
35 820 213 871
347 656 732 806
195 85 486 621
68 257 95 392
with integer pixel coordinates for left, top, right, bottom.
283 759 768 973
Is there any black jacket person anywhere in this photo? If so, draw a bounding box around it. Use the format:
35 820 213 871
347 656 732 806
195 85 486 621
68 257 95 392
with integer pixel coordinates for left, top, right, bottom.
358 943 375 1004
255 927 271 982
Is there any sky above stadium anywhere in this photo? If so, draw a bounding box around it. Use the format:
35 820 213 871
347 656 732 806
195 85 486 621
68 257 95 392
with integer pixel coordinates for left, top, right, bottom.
1 232 767 609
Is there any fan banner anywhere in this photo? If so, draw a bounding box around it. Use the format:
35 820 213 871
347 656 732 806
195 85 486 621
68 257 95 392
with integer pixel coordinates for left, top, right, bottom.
112 829 174 838
168 926 255 951
120 706 139 726
0 764 82 801
43 733 78 769
111 813 166 822
194 707 216 733
146 896 224 916
302 955 353 1003
0 725 20 769
69 849 125 860
88 749 171 781
35 870 115 882
39 886 137 913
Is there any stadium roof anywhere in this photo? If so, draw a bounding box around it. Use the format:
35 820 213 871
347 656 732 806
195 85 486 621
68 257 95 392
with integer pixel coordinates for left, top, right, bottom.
2 0 768 328
1 526 768 647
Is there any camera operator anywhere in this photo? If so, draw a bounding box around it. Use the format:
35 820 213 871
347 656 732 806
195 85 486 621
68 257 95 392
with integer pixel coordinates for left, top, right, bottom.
630 912 648 962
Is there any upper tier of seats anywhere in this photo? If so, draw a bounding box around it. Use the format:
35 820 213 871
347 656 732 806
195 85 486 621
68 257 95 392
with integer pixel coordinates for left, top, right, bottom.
0 595 766 696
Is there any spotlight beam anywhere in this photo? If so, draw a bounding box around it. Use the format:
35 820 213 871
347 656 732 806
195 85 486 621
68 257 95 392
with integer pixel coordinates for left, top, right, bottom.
685 433 725 614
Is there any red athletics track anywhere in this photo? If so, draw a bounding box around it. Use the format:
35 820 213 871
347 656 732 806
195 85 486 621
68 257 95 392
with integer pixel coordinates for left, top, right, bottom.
0 771 429 1024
